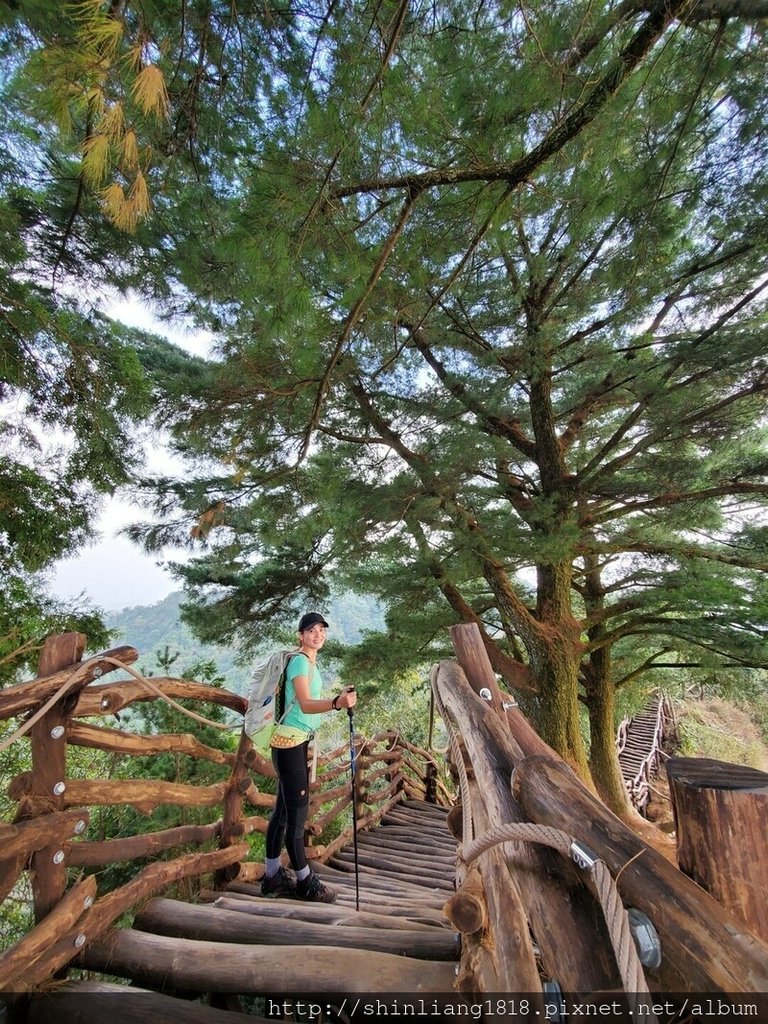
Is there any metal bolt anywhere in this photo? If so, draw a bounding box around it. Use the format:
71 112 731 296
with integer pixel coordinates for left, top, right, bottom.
53 850 65 865
50 725 66 739
74 819 87 834
53 781 66 796
100 697 110 708
479 687 493 701
73 933 87 949
83 895 94 909
93 667 102 678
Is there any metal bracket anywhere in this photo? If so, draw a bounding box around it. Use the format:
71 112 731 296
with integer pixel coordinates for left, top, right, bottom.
570 840 599 870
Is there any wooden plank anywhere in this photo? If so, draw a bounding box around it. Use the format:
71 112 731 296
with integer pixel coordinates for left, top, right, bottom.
0 876 97 990
77 931 459 993
11 843 249 992
67 722 233 764
0 645 138 718
207 893 443 932
133 898 460 961
66 820 225 867
27 981 270 1024
73 678 245 718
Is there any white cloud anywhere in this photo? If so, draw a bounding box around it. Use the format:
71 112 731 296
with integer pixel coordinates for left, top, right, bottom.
47 294 209 612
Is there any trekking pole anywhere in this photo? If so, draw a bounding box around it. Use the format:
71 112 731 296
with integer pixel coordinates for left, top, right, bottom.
347 701 360 912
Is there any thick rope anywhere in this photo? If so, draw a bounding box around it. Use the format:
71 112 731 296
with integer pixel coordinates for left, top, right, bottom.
461 823 652 1000
90 656 240 731
429 668 655 1011
0 655 239 753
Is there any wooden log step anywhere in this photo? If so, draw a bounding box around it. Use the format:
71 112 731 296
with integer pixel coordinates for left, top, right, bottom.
134 898 459 961
372 826 456 851
382 811 454 835
356 832 456 863
77 930 459 993
363 825 456 850
314 870 449 913
332 843 455 876
382 798 454 823
399 799 452 817
209 894 443 932
328 853 455 892
220 879 447 924
313 863 450 902
382 806 453 829
379 818 454 841
27 980 267 1024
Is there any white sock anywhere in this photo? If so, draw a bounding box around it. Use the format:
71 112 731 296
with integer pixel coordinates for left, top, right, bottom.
296 865 311 881
265 857 282 877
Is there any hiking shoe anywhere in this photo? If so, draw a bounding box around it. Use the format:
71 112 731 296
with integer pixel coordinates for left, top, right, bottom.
260 866 296 898
296 872 337 903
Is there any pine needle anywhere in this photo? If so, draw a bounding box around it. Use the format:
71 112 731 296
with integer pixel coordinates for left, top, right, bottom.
81 132 111 186
100 101 125 140
128 170 151 221
98 181 128 228
132 64 169 118
121 129 140 171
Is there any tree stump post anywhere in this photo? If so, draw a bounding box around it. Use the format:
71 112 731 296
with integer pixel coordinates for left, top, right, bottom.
30 633 87 922
666 756 768 944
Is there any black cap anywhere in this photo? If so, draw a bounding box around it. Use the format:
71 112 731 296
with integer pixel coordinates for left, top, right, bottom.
298 611 329 631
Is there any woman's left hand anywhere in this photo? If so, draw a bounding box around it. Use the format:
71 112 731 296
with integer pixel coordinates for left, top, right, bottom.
338 686 357 710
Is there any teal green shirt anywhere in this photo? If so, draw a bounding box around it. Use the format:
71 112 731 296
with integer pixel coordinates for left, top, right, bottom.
282 653 323 733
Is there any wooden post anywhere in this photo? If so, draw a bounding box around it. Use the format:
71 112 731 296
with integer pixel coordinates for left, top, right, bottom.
214 730 252 886
449 623 552 759
29 633 86 923
434 659 619 993
667 757 768 944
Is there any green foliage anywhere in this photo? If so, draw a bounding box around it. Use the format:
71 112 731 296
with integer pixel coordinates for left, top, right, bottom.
3 0 768 779
0 571 111 685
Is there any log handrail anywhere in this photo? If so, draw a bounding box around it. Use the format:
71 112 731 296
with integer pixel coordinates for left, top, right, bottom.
0 636 449 992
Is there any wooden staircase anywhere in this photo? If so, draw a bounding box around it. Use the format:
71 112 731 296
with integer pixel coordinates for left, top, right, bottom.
617 694 673 812
619 703 660 785
24 800 459 1022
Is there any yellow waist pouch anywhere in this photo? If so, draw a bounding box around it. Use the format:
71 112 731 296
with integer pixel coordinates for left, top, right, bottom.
270 724 311 749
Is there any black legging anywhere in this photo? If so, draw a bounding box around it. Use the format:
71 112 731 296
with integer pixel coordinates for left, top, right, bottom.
265 741 311 872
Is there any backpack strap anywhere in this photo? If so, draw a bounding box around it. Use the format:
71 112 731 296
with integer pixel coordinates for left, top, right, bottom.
277 653 314 724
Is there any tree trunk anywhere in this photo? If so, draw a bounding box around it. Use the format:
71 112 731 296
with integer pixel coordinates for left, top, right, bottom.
583 557 634 815
667 757 768 944
585 649 633 815
533 561 590 775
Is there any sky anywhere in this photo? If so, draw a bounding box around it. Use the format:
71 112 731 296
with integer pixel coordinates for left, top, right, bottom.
49 294 214 613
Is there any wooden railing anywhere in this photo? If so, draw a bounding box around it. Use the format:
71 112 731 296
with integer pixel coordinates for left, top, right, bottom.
0 633 450 993
434 625 768 1003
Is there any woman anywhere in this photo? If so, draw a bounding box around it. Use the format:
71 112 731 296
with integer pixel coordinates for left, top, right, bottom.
261 611 357 903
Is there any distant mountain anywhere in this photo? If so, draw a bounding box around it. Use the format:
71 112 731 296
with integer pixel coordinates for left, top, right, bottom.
105 590 384 697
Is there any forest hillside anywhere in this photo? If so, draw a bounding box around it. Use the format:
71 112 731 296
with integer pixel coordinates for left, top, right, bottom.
105 591 384 696
106 592 768 773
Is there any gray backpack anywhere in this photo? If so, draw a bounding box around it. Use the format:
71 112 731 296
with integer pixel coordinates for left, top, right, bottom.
244 649 301 738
